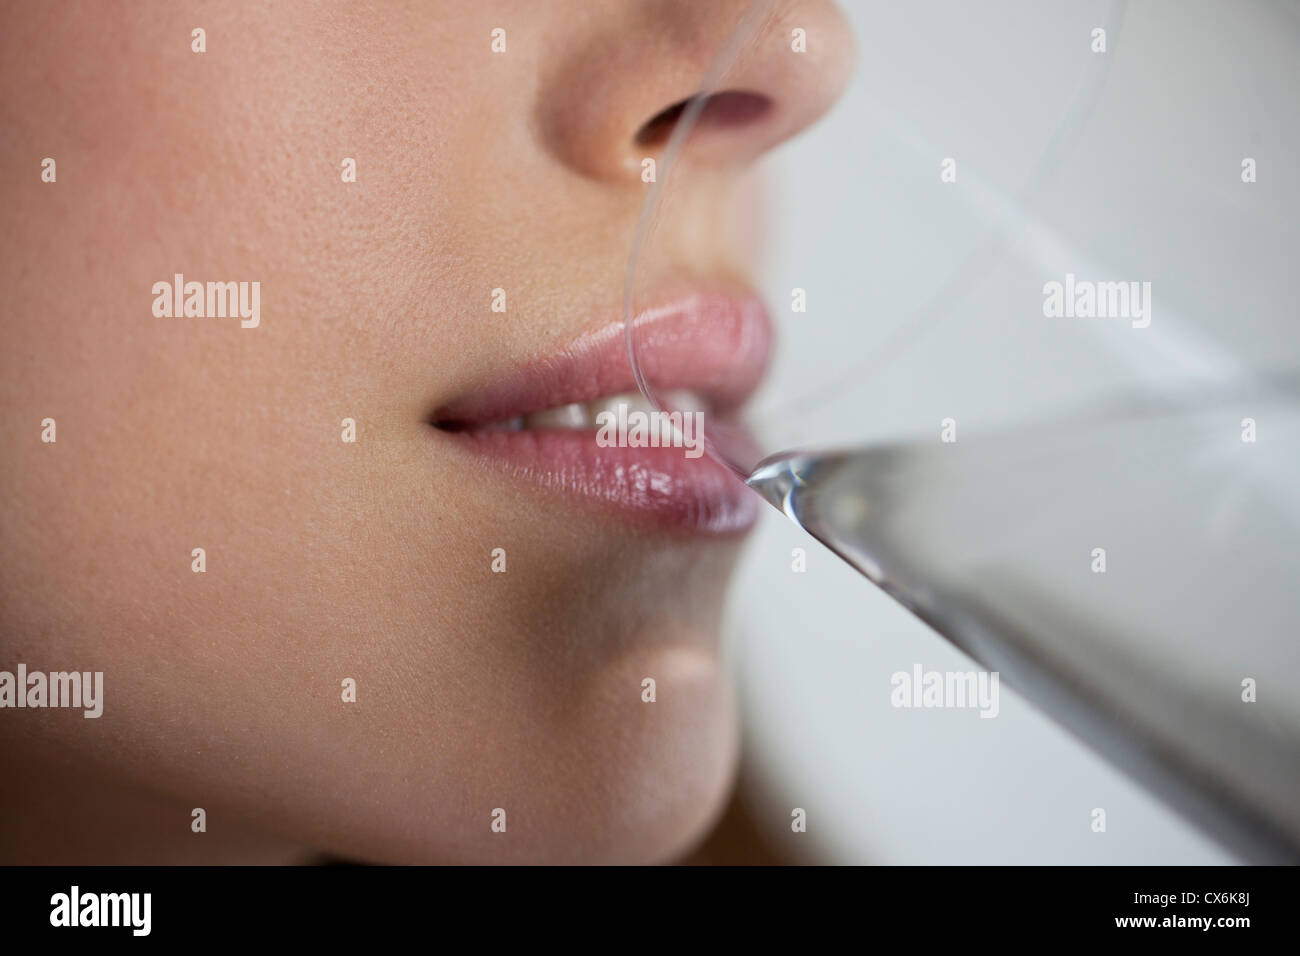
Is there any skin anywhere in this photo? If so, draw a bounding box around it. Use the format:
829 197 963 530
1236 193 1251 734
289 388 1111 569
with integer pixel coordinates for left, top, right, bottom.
0 1 851 864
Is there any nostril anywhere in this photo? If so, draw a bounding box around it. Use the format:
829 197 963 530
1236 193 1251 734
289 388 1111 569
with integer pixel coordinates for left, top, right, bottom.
634 91 772 149
635 99 689 147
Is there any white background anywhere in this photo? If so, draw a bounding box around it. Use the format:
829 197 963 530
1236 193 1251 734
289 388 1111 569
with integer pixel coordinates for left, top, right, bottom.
722 0 1299 864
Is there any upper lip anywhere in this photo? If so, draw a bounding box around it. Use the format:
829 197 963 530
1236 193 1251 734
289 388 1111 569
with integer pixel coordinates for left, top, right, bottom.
430 290 773 428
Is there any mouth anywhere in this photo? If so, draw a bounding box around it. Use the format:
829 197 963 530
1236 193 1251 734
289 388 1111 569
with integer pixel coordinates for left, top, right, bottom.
428 290 772 535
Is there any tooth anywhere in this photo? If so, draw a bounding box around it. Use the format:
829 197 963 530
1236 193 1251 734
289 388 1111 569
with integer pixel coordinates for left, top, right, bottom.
627 392 661 416
661 390 708 415
484 416 524 431
522 402 590 430
584 394 621 419
586 391 657 419
507 390 708 431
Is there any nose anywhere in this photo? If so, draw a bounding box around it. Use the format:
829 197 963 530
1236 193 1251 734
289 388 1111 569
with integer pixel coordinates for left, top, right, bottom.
537 0 855 182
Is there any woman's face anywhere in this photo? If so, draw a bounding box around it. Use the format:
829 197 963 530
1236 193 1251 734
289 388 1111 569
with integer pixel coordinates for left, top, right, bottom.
0 1 850 863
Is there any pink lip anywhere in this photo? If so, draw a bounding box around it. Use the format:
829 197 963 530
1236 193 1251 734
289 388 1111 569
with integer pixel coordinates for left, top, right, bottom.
430 291 772 535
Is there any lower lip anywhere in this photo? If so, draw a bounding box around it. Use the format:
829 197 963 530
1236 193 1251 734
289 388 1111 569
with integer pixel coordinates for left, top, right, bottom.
433 427 760 535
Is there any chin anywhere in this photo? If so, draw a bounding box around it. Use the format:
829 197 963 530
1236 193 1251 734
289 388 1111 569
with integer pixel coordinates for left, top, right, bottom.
277 636 741 866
